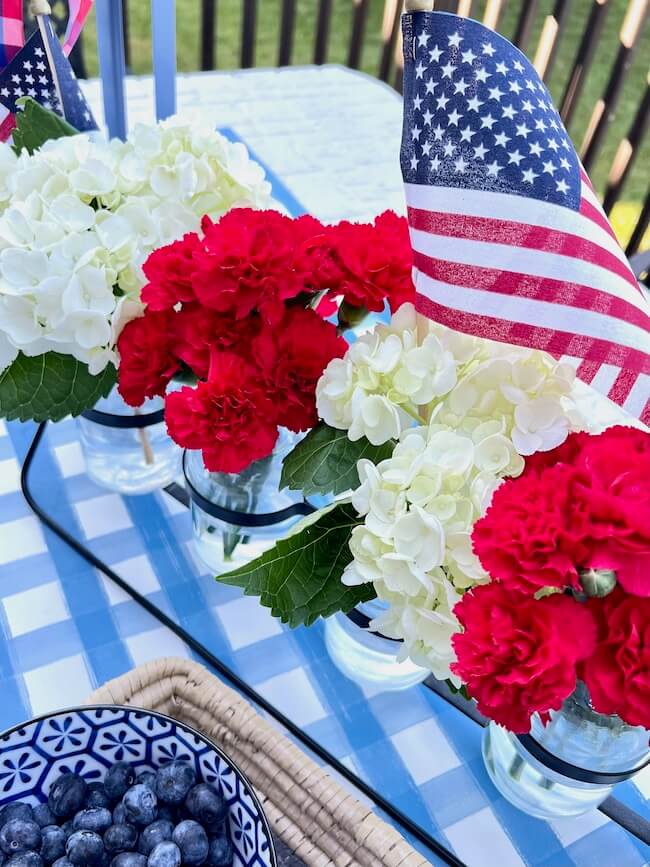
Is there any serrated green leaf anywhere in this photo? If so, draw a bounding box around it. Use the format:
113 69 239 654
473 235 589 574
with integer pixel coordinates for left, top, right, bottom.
218 501 374 627
12 98 77 156
280 423 395 496
0 352 116 422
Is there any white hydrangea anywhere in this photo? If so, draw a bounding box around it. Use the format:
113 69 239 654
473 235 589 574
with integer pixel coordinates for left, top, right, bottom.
342 426 516 681
317 302 583 455
0 118 271 374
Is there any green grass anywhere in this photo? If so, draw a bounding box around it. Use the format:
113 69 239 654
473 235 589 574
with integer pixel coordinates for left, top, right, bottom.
79 1 649 212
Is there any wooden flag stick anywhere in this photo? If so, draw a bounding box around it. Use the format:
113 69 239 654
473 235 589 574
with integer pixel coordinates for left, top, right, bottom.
405 1 434 10
29 0 51 14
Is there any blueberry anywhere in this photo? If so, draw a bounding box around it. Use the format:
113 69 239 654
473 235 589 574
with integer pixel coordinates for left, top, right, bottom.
184 785 227 831
136 773 156 790
146 842 180 867
72 808 112 835
112 805 127 826
155 763 196 805
31 807 54 831
153 806 175 825
172 821 208 866
103 825 138 855
58 824 73 841
0 820 42 856
51 860 72 867
65 830 104 866
5 854 43 867
48 775 87 821
104 765 136 804
40 826 67 864
0 806 33 828
122 786 157 828
137 821 173 858
111 855 147 867
206 836 233 867
85 785 111 812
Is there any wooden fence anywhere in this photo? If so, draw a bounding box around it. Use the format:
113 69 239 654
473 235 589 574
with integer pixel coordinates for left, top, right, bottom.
44 0 650 255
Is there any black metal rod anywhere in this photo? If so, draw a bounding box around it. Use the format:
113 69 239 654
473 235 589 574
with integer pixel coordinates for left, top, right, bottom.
19 421 466 867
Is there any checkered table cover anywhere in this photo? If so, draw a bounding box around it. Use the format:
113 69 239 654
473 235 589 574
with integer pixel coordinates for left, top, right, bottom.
0 66 648 867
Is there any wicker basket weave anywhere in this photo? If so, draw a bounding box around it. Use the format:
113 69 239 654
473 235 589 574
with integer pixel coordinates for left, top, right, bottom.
86 657 430 867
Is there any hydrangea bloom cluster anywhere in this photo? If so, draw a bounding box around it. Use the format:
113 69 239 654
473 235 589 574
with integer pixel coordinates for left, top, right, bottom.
0 120 271 375
327 304 588 681
317 303 579 455
342 425 522 680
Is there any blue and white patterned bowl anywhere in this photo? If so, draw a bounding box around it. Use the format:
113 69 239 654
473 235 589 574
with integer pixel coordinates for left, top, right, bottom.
0 706 277 867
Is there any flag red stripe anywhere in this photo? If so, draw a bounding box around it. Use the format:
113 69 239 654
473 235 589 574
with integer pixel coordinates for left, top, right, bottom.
575 359 601 384
414 292 650 376
641 399 650 427
579 196 621 246
607 368 638 406
412 249 650 337
408 206 640 295
0 111 16 142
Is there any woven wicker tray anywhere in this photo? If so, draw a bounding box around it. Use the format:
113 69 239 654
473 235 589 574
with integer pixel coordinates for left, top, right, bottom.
86 657 430 867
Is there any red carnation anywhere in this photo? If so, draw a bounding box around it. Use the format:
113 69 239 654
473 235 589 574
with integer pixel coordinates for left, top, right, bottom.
117 310 179 407
521 428 650 597
164 352 278 473
452 583 597 733
253 307 347 432
472 465 590 594
192 209 317 324
580 588 650 729
170 305 262 380
141 232 203 311
326 210 414 314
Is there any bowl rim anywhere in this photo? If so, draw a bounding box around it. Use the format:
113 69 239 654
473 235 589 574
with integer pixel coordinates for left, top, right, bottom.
0 703 279 867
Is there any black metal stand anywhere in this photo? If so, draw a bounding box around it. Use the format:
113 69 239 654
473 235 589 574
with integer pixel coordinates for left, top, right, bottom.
19 421 465 867
19 422 650 851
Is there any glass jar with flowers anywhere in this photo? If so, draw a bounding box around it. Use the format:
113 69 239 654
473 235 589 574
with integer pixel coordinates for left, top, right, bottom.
216 305 591 693
0 104 273 494
116 207 415 572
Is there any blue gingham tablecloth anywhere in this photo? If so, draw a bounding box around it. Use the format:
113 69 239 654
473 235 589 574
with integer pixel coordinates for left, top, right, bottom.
0 65 648 867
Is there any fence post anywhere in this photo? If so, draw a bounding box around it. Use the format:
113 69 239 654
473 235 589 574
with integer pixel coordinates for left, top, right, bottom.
95 0 127 140
151 0 177 121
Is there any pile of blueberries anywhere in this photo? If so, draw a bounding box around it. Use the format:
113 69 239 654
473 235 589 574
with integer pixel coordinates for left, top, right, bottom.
0 761 233 867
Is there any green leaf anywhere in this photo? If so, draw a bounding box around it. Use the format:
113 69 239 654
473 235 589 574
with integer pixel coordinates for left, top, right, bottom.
218 501 374 627
12 98 77 155
0 352 117 422
280 423 395 496
445 680 472 702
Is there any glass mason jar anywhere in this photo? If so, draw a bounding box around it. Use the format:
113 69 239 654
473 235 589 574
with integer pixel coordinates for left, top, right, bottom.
77 387 181 495
324 599 429 692
183 428 315 575
483 683 650 819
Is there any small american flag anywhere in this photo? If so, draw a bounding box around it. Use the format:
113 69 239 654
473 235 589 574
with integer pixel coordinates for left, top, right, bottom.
0 0 24 69
0 15 97 140
63 0 94 57
401 11 650 425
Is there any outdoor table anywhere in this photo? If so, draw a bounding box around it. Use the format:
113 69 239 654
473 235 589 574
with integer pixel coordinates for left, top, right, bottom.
0 64 648 867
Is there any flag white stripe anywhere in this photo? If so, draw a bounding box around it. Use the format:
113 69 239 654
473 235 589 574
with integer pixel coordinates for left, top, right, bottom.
589 363 625 397
415 269 650 358
404 183 633 272
623 373 650 417
580 180 606 212
410 227 649 315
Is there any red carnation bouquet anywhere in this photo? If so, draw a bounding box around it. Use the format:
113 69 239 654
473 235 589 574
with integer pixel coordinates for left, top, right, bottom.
451 425 650 734
116 208 414 473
